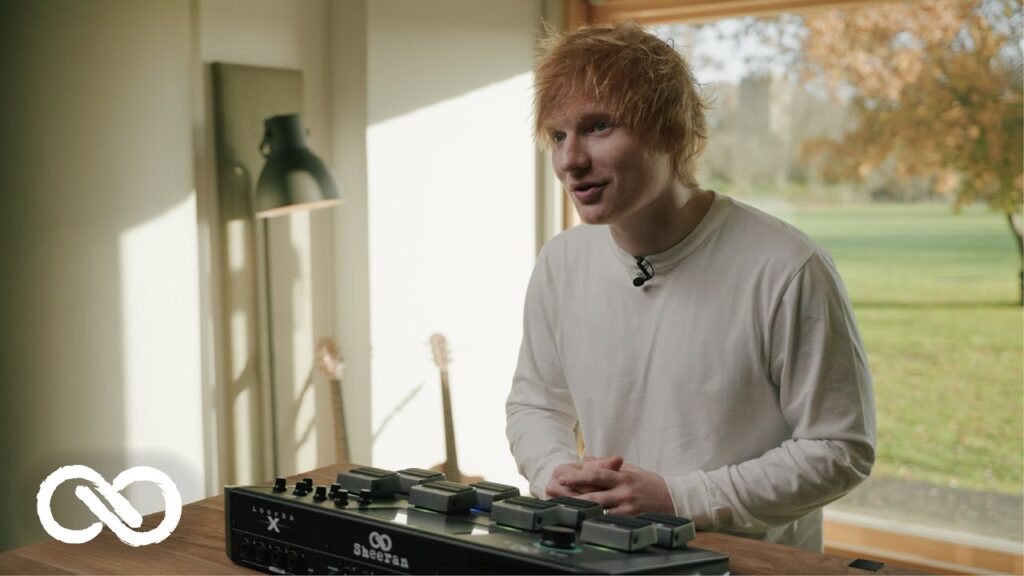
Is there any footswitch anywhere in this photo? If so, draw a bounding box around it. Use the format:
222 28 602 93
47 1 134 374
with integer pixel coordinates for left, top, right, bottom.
550 495 604 528
409 480 476 514
337 466 399 497
397 467 445 493
470 480 520 511
581 514 658 552
637 512 696 549
490 496 560 531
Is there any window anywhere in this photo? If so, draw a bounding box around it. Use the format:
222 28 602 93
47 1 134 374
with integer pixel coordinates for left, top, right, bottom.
641 0 1021 570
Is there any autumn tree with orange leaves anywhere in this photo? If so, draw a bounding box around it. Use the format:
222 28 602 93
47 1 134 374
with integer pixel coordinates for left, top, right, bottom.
798 0 1023 302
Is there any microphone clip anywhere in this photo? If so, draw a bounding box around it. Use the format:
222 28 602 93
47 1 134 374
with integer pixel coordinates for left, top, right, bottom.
632 256 654 287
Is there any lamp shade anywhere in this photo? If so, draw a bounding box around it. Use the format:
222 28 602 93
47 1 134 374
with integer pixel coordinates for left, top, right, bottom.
254 114 341 218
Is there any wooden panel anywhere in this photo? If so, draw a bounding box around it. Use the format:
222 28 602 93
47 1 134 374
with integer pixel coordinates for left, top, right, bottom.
826 518 1024 576
560 0 586 230
693 531 917 574
588 0 893 24
565 0 591 26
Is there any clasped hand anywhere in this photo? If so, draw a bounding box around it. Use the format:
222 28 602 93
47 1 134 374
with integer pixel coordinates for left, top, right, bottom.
545 455 675 516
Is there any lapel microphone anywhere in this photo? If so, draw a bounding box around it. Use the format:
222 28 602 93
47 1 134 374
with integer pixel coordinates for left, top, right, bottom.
633 256 654 287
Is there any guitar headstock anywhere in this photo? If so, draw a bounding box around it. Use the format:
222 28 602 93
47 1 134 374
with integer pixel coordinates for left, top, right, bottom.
429 333 450 371
316 337 345 380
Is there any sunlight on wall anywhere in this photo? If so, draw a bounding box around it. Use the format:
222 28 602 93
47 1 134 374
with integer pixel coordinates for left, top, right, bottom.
119 193 204 512
368 72 535 491
269 210 320 470
227 220 257 481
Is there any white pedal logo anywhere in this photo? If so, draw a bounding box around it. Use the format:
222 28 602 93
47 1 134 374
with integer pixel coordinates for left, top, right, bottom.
369 530 392 551
354 530 408 569
267 516 281 532
36 465 182 546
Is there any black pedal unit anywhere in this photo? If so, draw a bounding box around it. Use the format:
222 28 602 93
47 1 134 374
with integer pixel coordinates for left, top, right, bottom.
225 473 728 574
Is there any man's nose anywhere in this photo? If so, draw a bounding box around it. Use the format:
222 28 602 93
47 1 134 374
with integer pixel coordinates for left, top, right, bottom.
555 136 590 175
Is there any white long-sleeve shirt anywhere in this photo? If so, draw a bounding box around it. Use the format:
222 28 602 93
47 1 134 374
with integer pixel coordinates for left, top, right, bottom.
506 192 876 551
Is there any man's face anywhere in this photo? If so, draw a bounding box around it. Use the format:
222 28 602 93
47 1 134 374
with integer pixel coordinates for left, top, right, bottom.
545 102 674 226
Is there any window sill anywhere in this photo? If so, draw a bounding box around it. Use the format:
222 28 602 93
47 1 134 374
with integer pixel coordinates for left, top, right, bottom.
824 509 1024 575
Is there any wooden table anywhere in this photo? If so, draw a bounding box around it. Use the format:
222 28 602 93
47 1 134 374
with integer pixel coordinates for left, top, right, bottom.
0 464 915 574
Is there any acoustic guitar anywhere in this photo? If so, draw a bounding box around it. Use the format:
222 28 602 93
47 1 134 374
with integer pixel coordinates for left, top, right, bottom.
429 333 482 484
316 337 350 465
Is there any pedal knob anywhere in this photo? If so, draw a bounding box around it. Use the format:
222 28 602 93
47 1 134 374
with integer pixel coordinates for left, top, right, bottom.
541 526 576 550
314 486 327 501
272 477 287 492
333 489 349 506
358 489 373 506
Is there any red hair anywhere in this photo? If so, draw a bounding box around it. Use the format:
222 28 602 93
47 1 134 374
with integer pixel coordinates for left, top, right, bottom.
534 22 709 187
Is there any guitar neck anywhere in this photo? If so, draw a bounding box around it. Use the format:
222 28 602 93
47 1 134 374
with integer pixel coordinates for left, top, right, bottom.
439 369 460 480
329 378 349 465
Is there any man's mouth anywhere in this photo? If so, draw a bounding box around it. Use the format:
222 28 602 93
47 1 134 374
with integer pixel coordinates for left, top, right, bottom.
571 181 608 204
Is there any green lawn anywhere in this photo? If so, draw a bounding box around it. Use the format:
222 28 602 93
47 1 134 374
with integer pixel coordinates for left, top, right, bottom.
783 203 1023 494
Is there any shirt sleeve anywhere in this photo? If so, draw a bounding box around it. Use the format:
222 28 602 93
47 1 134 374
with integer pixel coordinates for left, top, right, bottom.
664 251 877 533
506 246 581 498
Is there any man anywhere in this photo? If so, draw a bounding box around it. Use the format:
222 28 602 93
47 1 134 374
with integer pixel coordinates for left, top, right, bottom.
505 22 876 552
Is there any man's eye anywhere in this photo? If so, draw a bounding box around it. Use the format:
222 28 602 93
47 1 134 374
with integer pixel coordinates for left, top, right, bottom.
591 121 609 132
551 132 566 143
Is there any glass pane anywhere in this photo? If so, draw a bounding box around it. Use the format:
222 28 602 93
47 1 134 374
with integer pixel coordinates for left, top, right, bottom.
652 0 1023 548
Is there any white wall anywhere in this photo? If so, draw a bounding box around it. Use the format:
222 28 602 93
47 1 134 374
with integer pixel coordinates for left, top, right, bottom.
0 0 351 551
329 0 373 468
197 0 551 490
0 0 549 552
0 0 202 550
365 0 542 491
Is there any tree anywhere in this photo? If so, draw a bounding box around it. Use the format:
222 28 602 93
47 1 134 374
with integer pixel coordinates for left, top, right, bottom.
797 0 1024 303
